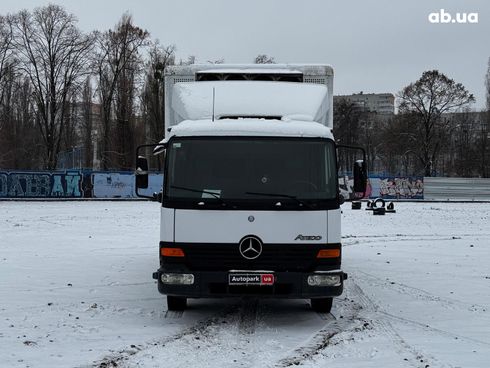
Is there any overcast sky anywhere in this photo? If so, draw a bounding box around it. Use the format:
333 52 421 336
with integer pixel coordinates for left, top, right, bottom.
1 0 489 109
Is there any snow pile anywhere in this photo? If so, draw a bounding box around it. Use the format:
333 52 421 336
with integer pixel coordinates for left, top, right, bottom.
165 118 333 140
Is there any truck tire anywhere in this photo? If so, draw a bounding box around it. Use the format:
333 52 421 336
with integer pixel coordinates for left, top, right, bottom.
167 296 187 311
310 297 333 313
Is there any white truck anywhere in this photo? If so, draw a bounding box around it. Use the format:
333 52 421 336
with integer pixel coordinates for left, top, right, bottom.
135 64 366 313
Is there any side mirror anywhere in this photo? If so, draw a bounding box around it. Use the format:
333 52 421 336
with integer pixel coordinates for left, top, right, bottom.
135 156 149 189
353 160 367 195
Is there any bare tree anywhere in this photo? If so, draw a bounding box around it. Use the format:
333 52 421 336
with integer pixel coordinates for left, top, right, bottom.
377 114 416 176
141 43 175 141
477 110 489 177
0 15 15 101
397 70 475 176
62 89 79 155
0 15 15 166
13 5 94 169
486 57 490 111
482 58 490 177
0 63 17 167
80 77 94 168
94 13 149 170
449 109 479 177
0 67 42 169
254 54 275 64
333 98 363 172
139 43 175 171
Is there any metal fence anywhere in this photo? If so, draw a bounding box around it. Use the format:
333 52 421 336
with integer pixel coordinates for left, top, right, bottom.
424 177 490 201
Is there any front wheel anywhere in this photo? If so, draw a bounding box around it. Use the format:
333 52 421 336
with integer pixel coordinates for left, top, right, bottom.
310 297 333 313
167 296 187 311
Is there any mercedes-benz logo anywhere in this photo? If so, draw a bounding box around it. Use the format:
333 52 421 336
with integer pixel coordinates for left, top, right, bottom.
239 236 263 260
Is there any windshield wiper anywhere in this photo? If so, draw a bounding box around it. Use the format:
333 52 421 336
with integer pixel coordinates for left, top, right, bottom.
244 191 314 209
170 185 228 207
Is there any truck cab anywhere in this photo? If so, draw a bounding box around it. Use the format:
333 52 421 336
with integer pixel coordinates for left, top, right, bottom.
136 65 366 313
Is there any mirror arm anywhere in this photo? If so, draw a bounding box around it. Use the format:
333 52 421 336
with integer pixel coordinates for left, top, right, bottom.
336 144 367 162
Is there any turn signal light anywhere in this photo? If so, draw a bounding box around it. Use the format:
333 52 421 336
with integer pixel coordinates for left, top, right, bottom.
316 249 340 258
161 247 185 257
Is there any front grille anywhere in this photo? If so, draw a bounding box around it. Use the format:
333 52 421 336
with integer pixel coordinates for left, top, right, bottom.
162 242 340 272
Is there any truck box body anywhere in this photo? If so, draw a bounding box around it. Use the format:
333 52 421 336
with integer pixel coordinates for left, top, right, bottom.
164 64 334 132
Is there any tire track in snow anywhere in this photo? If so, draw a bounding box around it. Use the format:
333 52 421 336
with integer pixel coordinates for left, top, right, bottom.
274 295 427 368
92 299 352 368
274 312 347 367
238 298 259 334
231 299 346 368
379 310 490 348
343 236 467 247
341 233 490 247
90 279 467 368
342 233 490 240
353 269 489 312
274 296 370 367
111 298 270 368
90 303 241 368
349 282 439 368
92 298 267 368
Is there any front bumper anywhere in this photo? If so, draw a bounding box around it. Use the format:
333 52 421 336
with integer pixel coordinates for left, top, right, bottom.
152 267 347 299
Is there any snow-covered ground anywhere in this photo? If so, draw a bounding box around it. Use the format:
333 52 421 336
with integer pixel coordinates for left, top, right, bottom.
1 201 489 368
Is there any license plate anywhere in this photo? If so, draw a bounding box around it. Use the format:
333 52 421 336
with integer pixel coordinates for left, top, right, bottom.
228 273 274 285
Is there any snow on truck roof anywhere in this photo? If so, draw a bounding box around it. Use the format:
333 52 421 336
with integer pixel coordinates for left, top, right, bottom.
165 64 334 76
163 119 334 142
171 81 329 125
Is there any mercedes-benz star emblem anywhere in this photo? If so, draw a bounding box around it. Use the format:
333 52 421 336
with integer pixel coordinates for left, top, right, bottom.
239 236 263 260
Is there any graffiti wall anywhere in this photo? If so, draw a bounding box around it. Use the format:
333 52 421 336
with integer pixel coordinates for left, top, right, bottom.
1 171 421 200
339 176 373 200
0 171 83 198
91 172 163 198
376 177 424 199
0 171 162 199
339 176 424 200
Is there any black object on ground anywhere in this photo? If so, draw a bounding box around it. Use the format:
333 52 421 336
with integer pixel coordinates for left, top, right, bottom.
386 202 396 213
352 201 362 210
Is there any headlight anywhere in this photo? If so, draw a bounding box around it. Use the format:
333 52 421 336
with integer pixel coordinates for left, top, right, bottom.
307 274 341 287
161 273 194 285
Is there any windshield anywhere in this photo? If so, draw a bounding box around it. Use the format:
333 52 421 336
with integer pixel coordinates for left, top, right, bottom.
165 137 338 209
